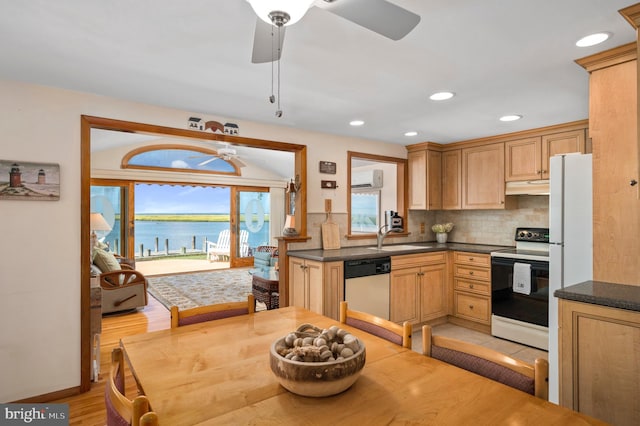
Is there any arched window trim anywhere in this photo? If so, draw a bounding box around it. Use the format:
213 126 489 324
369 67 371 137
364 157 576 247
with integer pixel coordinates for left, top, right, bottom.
121 144 241 176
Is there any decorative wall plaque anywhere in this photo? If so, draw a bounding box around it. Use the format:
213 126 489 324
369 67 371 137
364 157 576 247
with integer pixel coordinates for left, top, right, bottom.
319 161 336 174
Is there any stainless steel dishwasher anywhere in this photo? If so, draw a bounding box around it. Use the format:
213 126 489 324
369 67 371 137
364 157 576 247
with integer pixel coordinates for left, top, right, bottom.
344 257 391 320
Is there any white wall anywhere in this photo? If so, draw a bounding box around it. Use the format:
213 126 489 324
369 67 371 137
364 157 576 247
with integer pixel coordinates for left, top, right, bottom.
0 79 406 401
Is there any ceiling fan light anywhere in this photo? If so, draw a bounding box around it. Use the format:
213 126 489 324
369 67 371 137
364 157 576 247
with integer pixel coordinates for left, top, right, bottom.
247 0 315 26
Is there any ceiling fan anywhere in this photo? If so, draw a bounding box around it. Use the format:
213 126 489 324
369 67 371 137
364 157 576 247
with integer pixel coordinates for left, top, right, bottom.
197 143 247 167
248 0 421 64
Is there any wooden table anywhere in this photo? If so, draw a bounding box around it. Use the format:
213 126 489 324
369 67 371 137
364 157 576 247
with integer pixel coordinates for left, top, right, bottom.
120 307 604 425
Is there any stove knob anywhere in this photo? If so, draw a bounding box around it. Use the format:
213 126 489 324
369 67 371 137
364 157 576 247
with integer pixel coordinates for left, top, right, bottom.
527 232 532 237
519 232 525 237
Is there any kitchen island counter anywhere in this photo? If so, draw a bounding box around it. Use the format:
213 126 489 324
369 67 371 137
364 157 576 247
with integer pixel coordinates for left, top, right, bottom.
555 280 640 312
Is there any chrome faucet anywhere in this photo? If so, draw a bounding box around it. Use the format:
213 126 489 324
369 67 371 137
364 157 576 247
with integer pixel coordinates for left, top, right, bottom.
377 224 403 249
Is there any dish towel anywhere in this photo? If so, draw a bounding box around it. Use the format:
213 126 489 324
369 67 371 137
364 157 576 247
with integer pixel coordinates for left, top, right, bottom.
513 262 532 295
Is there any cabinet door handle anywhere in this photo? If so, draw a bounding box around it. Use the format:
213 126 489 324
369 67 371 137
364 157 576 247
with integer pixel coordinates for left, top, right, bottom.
631 179 638 186
536 170 541 174
469 283 474 289
469 305 474 310
469 271 474 275
469 257 474 261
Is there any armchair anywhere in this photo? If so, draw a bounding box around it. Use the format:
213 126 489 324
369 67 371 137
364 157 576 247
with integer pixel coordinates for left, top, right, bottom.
253 245 278 270
92 248 148 314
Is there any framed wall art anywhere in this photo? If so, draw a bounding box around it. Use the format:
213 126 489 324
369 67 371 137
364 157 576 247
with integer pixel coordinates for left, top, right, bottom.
0 160 60 201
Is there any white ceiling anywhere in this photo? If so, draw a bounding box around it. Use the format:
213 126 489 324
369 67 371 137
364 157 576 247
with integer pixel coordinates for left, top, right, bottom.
0 0 636 145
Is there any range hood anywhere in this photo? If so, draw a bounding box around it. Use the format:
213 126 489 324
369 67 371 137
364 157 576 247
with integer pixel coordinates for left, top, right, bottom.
505 180 550 195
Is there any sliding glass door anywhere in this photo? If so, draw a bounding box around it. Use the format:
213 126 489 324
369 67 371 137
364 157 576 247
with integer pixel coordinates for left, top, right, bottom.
232 187 271 267
90 180 132 256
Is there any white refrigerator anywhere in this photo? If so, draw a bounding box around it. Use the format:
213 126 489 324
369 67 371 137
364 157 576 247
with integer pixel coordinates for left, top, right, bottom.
548 153 593 404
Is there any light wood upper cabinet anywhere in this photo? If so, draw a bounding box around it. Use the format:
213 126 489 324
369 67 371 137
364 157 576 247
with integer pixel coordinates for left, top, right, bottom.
462 143 505 209
505 130 585 182
577 42 640 285
442 150 461 210
505 137 543 181
541 130 586 179
408 149 441 210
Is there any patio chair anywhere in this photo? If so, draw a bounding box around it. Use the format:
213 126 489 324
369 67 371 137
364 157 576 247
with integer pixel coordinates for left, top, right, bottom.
339 301 412 349
170 294 255 328
207 229 250 261
421 324 549 400
105 347 157 426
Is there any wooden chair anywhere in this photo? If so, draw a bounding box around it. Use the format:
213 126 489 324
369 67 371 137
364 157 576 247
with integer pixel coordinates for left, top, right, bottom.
170 294 255 328
421 324 549 400
339 301 412 349
105 348 158 426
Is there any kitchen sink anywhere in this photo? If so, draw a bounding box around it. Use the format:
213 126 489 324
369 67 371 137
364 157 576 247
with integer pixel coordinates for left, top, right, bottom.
368 245 434 251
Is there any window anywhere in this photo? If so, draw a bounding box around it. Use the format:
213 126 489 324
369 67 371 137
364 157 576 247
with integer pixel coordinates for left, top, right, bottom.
351 190 380 233
347 151 407 238
122 145 240 175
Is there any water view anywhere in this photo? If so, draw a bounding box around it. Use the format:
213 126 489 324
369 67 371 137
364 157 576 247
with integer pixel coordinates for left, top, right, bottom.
103 217 271 256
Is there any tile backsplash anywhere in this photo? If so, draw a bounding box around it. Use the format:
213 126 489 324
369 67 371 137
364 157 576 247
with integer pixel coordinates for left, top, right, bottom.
431 196 549 247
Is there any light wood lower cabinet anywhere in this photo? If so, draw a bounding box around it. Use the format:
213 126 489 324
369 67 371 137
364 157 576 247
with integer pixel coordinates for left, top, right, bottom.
559 299 640 426
289 257 343 320
390 252 447 324
452 252 491 326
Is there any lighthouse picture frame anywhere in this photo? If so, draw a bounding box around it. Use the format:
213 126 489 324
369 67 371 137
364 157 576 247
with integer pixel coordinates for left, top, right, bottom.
0 159 60 201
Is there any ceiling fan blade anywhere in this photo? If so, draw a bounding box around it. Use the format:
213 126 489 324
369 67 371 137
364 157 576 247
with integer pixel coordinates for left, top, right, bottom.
316 0 420 41
251 18 286 64
198 157 219 166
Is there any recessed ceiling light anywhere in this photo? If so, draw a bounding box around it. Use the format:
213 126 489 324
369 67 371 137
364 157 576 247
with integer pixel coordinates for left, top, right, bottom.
499 115 522 122
576 32 610 47
429 91 455 101
404 131 418 137
349 120 365 126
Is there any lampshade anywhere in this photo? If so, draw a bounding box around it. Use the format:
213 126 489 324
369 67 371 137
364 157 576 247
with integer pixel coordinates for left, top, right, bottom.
90 212 112 232
282 214 298 236
284 214 295 229
247 0 315 26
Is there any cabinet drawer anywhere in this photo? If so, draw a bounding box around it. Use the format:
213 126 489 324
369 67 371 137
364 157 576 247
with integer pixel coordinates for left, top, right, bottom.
454 278 490 295
454 291 490 324
392 251 446 269
453 251 490 267
454 265 490 282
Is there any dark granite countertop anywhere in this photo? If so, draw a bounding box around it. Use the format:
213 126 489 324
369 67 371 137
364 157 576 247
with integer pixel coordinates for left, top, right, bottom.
287 242 511 262
555 281 640 312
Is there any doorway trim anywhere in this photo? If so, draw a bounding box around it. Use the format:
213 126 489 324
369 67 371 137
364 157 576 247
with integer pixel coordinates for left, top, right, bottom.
80 115 307 391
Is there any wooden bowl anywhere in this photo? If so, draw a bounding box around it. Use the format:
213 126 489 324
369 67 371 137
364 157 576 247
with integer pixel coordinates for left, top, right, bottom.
269 337 366 397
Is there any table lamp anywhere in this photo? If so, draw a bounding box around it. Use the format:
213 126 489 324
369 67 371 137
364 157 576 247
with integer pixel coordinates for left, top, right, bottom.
90 212 112 250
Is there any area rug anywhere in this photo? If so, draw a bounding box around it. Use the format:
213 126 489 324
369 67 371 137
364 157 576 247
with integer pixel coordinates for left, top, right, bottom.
146 268 257 311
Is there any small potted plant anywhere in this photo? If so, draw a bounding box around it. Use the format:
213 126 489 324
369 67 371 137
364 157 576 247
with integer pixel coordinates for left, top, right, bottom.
431 222 454 243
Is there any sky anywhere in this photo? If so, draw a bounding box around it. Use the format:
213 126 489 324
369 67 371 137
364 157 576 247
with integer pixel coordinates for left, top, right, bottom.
135 184 230 214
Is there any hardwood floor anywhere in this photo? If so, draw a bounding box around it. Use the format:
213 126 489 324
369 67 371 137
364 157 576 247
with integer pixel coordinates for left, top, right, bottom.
55 295 170 425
